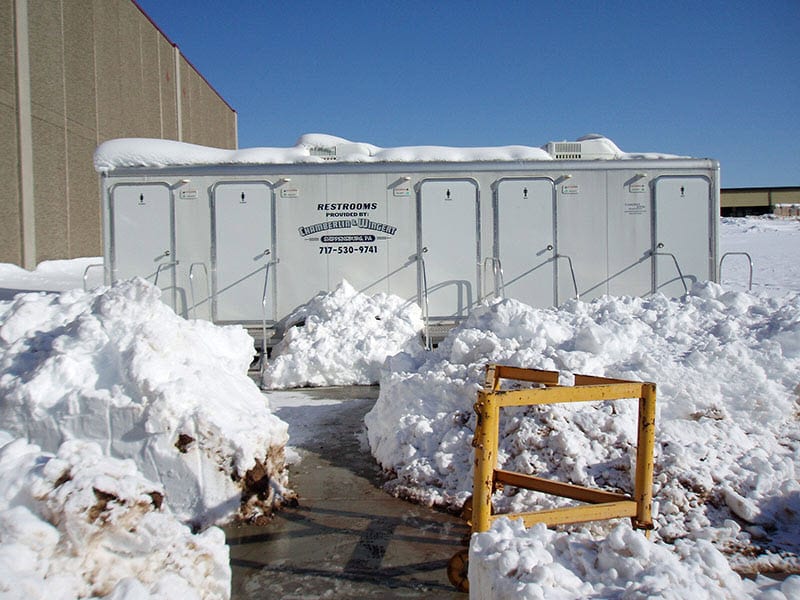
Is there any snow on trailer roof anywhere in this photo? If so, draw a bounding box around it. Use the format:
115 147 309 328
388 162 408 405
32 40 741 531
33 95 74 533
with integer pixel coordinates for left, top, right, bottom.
93 133 687 172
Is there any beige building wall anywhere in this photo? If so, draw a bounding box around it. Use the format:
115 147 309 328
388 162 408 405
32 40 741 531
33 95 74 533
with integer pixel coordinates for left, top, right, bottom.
771 189 800 205
721 187 800 216
1 0 237 268
0 1 22 265
721 190 770 209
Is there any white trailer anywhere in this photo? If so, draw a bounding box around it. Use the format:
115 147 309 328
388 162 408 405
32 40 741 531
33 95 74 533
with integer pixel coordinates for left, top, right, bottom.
95 134 720 345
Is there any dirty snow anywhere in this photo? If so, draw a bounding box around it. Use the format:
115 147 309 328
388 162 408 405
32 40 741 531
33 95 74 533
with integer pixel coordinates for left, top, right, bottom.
0 436 230 599
0 276 295 598
0 278 291 528
93 133 683 171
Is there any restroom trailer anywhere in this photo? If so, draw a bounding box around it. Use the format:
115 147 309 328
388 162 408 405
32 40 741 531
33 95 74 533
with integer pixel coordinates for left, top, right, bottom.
97 137 720 344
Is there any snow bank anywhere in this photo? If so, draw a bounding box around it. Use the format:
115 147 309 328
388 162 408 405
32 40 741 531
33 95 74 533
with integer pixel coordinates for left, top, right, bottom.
0 278 291 527
365 282 800 574
94 133 681 171
470 518 800 599
0 437 230 599
262 280 423 389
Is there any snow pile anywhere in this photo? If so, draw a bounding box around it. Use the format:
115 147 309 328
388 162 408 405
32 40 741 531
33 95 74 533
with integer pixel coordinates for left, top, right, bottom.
0 278 291 527
365 282 800 573
94 133 682 171
0 436 230 599
262 280 423 389
469 519 800 599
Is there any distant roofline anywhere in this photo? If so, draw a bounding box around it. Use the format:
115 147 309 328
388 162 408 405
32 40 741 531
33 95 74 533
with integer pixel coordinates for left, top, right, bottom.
131 0 236 115
722 186 800 193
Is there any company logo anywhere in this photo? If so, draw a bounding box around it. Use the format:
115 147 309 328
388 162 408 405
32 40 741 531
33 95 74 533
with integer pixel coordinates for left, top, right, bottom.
298 218 397 237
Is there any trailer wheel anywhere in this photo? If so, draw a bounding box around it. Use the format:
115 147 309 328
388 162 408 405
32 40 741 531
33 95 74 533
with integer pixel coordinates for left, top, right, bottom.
447 548 469 593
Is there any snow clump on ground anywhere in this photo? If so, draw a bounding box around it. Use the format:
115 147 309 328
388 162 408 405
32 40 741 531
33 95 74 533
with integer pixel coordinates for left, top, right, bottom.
262 280 423 389
469 518 800 599
0 278 292 528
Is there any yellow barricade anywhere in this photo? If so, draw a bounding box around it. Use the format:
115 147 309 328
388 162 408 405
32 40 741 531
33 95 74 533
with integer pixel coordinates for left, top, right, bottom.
448 364 656 592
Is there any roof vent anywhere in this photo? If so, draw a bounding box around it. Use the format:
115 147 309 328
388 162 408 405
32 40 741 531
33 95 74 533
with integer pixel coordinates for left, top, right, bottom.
309 145 338 161
308 142 373 161
545 137 621 160
550 142 582 159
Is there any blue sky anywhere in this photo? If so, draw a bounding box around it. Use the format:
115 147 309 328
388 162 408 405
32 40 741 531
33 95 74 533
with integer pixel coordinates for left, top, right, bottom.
134 1 799 188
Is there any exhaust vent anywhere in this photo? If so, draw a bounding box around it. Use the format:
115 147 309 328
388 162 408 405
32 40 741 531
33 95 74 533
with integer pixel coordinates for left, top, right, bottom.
309 146 338 161
545 136 622 160
308 142 374 161
551 142 582 159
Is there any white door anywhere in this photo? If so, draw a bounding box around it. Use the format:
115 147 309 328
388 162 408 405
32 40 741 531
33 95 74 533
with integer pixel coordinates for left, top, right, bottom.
418 180 479 320
212 182 273 323
653 177 712 296
111 184 174 302
495 179 556 307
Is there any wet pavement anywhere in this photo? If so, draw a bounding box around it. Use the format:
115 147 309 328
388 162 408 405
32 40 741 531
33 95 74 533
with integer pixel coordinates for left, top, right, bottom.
225 386 469 599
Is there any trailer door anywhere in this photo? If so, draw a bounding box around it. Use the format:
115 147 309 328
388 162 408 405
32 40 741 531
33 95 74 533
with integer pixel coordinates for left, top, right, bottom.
495 178 556 307
211 182 273 323
110 183 175 305
653 176 712 296
418 179 480 320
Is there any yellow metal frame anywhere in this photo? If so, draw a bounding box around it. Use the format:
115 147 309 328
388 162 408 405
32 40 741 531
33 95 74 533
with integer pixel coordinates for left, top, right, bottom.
471 364 656 534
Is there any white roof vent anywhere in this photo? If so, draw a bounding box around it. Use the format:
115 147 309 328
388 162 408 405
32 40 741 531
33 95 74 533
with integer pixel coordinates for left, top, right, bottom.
545 135 622 160
309 145 338 160
309 142 374 161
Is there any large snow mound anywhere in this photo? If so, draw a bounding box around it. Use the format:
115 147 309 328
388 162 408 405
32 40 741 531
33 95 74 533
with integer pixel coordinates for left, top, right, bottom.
0 436 230 599
365 282 800 572
0 278 291 527
262 280 423 389
93 133 683 171
470 518 800 599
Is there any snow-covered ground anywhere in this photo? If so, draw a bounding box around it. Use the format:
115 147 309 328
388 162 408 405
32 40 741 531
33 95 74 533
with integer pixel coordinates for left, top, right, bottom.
718 216 800 296
259 216 800 597
0 271 292 597
1 216 798 598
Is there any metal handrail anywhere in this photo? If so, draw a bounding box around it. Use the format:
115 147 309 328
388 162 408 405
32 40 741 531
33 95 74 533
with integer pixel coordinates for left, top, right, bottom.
651 246 688 293
260 253 278 378
719 251 753 291
554 250 580 301
416 247 431 350
482 257 505 300
153 261 179 286
188 262 210 318
82 263 104 291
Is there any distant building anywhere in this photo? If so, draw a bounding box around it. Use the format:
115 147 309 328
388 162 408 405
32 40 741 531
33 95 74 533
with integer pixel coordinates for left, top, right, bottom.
721 187 800 217
1 0 237 268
